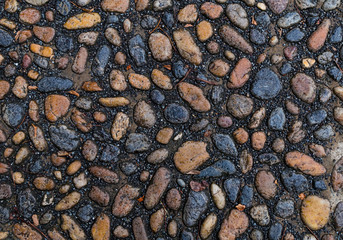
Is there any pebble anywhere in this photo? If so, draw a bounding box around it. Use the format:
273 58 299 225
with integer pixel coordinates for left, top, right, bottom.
227 94 253 119
217 116 233 128
209 59 230 77
228 58 251 88
149 33 172 61
3 103 25 128
13 223 42 240
281 170 309 192
301 195 330 230
105 27 121 46
174 141 209 173
102 0 129 12
55 191 81 211
183 190 209 227
275 199 294 218
308 19 331 52
269 107 286 130
286 28 305 42
91 213 110 240
56 0 71 15
156 127 173 144
64 13 101 29
200 213 217 239
255 170 277 199
265 0 288 13
0 28 13 47
129 35 147 66
252 68 281 99
200 2 223 19
166 188 181 210
226 4 249 29
164 103 189 123
134 100 156 128
89 186 110 206
250 204 270 226
111 112 129 141
128 73 151 90
178 82 211 112
78 31 99 45
99 97 130 107
144 167 171 209
286 151 326 176
92 45 111 76
219 25 253 54
89 166 118 183
45 95 70 122
250 29 266 45
212 134 238 156
49 125 80 151
269 222 283 240
173 29 202 65
314 125 334 140
72 47 88 74
61 214 86 240
197 20 213 42
211 183 226 209
132 217 148 240
291 73 316 103
178 4 198 23
147 148 168 164
252 131 266 150
113 226 129 238
219 209 249 240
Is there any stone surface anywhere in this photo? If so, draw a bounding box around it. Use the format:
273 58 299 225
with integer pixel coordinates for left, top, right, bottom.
301 196 330 230
219 209 249 240
173 29 202 65
285 151 326 176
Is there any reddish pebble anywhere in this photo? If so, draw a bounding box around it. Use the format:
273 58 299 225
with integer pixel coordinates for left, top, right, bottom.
217 116 233 128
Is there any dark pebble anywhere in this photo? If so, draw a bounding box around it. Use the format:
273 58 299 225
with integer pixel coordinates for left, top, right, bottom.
211 86 224 104
56 0 71 16
0 28 13 47
141 15 158 29
0 184 12 200
180 230 194 240
240 185 253 207
224 178 240 203
306 109 327 125
29 159 46 174
280 62 292 75
129 35 147 66
18 188 36 219
269 222 283 240
258 153 280 165
314 125 334 140
190 118 209 132
77 204 94 223
49 125 80 151
314 179 327 190
164 103 190 123
120 161 137 175
101 144 120 162
268 107 286 130
125 133 151 153
330 26 342 43
285 28 305 42
2 103 26 128
38 77 73 92
172 60 188 79
150 89 165 104
56 35 74 52
107 15 119 23
212 134 238 156
0 206 9 223
281 170 309 192
334 201 343 229
163 12 175 28
34 56 49 69
252 68 282 99
328 66 343 81
275 199 294 218
250 29 266 45
197 160 236 178
183 190 208 227
92 45 111 76
255 12 270 27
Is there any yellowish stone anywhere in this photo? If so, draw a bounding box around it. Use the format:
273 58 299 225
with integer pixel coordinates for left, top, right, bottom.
0 18 16 29
301 195 330 230
30 43 53 57
64 13 101 30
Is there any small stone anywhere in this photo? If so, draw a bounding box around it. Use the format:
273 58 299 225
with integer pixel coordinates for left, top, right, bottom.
272 138 285 153
314 125 334 140
91 213 110 240
64 13 101 29
226 4 248 29
200 213 217 239
296 0 317 8
89 186 110 206
197 21 213 42
156 127 173 144
78 31 99 45
3 103 26 128
128 73 151 90
211 183 226 209
269 222 283 240
20 8 41 24
13 223 42 240
275 199 294 218
249 107 266 129
164 103 189 123
150 208 166 233
61 214 86 240
281 170 309 192
129 35 147 66
149 33 172 61
45 95 70 122
291 73 316 103
33 177 55 190
145 167 171 209
227 94 253 119
251 131 266 150
219 209 249 240
178 4 198 23
286 28 305 42
265 0 288 13
173 29 202 65
105 27 121 46
255 170 277 199
219 25 253 54
217 116 233 128
240 150 253 174
252 68 281 99
101 0 129 12
49 125 80 151
89 166 119 184
147 148 168 164
55 192 81 211
183 190 209 227
250 204 270 226
151 69 172 90
166 188 181 210
269 107 286 130
301 195 330 230
308 19 331 52
178 82 211 112
209 59 230 77
132 217 148 240
99 97 130 107
134 100 156 128
285 151 326 176
200 2 223 19
113 226 129 238
228 58 251 88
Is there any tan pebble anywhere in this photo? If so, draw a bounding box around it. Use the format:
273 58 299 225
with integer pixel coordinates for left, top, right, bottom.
13 223 42 240
251 131 266 150
64 13 101 30
73 172 87 189
302 58 316 68
219 209 249 240
16 30 33 43
15 146 30 164
0 18 16 29
91 213 110 240
211 183 226 209
174 28 203 65
61 214 86 240
5 0 18 13
72 47 88 74
285 151 326 176
105 27 122 46
178 82 211 112
30 43 53 57
59 184 70 194
28 69 39 80
78 31 99 45
240 149 253 174
12 172 24 184
33 177 55 190
12 76 28 99
196 20 213 42
28 124 47 151
113 225 129 238
45 11 54 21
109 70 127 91
111 112 129 141
101 0 129 12
82 81 102 92
4 148 13 158
123 18 132 32
33 25 55 43
150 208 166 233
55 192 81 211
301 195 330 230
29 100 40 122
66 160 81 175
45 95 70 122
200 213 217 239
114 52 126 65
156 127 173 144
20 8 41 24
54 171 62 180
128 73 151 90
168 220 178 237
12 131 25 145
140 170 150 182
233 128 249 144
178 4 198 23
93 111 107 123
99 97 130 107
151 69 172 90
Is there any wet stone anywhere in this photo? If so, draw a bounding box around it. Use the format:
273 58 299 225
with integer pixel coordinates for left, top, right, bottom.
307 109 327 125
281 170 309 192
250 29 266 45
49 125 80 151
77 205 94 223
150 90 165 104
275 199 294 218
224 178 240 203
125 133 151 153
0 28 13 47
56 0 71 15
240 185 253 207
226 4 248 29
227 94 253 119
129 35 147 66
198 160 236 178
330 26 342 43
269 222 283 240
212 134 238 156
38 77 73 92
18 188 35 218
183 190 208 227
269 107 286 130
164 103 189 123
286 28 305 42
252 68 281 99
92 45 111 76
314 125 334 140
100 144 120 162
2 103 26 128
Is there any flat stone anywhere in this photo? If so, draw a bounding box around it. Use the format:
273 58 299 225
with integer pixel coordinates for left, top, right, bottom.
265 0 288 13
178 4 198 23
296 0 318 8
132 217 148 240
200 2 223 19
334 201 343 229
151 69 172 90
89 166 119 184
308 19 331 52
174 141 210 174
250 204 270 226
111 112 129 141
45 95 70 122
129 35 147 66
134 100 156 128
268 107 286 130
101 0 129 12
314 125 334 140
38 77 73 92
33 26 55 43
331 157 343 191
277 12 301 28
255 170 277 199
198 160 236 178
227 58 251 88
164 103 189 123
91 213 110 240
196 20 213 42
128 73 151 90
13 223 42 240
275 199 294 218
2 103 25 128
20 8 41 24
55 192 81 211
212 134 238 156
252 68 281 99
281 170 309 192
226 4 249 29
92 45 111 76
61 214 86 240
0 28 13 47
227 94 254 119
149 32 172 61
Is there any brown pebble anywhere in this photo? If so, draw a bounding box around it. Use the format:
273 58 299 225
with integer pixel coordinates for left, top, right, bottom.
233 128 249 144
166 188 181 210
251 131 266 150
89 186 110 207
